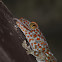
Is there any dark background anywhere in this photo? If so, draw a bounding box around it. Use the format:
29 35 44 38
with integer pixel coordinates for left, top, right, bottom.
2 0 62 62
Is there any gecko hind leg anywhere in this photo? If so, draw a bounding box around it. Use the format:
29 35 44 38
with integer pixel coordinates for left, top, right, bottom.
22 40 34 55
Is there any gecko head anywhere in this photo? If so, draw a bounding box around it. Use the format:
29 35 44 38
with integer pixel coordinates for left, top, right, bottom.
19 17 38 31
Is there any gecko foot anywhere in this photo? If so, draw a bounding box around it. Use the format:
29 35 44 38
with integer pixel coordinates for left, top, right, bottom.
22 40 33 55
22 40 31 50
26 49 34 55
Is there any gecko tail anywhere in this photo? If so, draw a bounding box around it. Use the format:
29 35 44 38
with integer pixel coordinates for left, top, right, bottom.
36 50 57 62
45 51 57 62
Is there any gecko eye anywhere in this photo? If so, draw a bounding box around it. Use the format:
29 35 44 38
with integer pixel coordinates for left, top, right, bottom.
30 22 38 29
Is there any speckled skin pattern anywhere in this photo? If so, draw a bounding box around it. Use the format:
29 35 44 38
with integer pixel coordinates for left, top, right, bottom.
15 18 57 62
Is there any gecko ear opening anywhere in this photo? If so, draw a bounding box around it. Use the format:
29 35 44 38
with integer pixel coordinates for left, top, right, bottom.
30 22 38 29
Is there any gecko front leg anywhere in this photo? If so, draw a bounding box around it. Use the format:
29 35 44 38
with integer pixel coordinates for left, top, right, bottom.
22 40 34 55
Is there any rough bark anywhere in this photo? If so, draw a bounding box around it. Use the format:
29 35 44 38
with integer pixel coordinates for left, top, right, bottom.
0 1 36 62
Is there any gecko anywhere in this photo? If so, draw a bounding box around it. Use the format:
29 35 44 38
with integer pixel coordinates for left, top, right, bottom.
14 17 57 62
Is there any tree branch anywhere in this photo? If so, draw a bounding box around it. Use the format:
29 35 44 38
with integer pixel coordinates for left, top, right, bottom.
0 1 36 62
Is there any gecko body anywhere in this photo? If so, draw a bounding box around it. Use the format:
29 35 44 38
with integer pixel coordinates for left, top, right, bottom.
14 18 57 62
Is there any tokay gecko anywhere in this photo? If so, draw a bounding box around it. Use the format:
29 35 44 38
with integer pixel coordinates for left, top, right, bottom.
14 18 57 62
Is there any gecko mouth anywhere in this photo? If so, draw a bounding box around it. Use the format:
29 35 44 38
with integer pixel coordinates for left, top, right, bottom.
22 24 29 30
